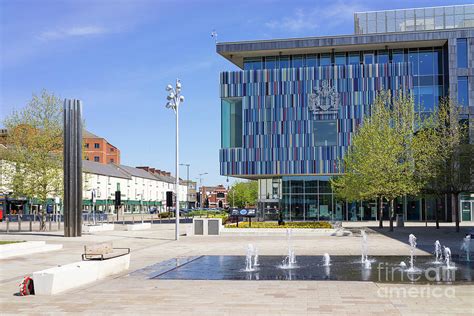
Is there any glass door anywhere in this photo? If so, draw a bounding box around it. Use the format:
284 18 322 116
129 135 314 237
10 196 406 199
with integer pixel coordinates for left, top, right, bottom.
461 200 473 221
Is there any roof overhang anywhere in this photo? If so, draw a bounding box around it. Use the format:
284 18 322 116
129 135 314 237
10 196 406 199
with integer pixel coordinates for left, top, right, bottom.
216 28 474 69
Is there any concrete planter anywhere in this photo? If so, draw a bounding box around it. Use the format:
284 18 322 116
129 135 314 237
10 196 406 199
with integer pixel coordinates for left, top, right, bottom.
0 241 63 260
125 223 151 231
33 253 130 295
192 218 222 235
83 224 115 233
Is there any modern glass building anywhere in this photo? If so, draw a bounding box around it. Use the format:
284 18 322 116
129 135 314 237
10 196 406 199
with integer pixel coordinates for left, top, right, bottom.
217 4 474 222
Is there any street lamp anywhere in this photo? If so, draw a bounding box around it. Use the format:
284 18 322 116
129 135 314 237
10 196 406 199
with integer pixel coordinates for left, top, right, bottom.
197 172 208 209
180 163 190 210
165 79 185 241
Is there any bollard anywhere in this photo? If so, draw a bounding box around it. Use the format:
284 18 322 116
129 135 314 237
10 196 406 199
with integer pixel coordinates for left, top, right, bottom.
6 216 9 233
18 214 21 232
48 215 52 231
141 214 144 224
132 216 135 224
151 214 154 225
58 216 61 230
30 216 33 232
122 215 125 226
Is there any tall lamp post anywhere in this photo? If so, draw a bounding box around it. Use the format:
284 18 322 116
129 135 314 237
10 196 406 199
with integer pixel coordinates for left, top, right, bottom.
180 163 190 210
197 172 208 208
166 79 185 241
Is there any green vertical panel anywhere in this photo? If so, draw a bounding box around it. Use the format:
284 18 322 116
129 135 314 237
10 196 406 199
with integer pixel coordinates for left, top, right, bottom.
221 99 230 148
222 98 243 148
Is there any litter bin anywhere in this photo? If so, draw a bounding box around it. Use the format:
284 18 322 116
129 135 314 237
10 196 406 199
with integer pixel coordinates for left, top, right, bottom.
396 214 404 228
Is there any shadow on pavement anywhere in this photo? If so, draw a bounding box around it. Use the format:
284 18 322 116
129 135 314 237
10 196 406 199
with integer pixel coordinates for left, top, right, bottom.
366 224 473 256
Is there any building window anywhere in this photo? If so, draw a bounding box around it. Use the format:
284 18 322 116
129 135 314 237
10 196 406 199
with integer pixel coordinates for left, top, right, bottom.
457 38 468 68
458 76 469 106
335 53 346 65
279 56 290 69
364 53 374 64
221 98 243 148
391 49 405 63
377 50 389 64
320 53 331 66
348 52 360 65
94 143 100 149
306 54 318 67
94 156 100 162
110 147 114 152
85 143 89 148
313 120 337 146
265 56 277 69
292 55 304 68
243 57 262 71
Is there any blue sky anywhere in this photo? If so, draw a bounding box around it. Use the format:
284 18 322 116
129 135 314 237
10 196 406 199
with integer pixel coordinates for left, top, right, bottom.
1 0 470 186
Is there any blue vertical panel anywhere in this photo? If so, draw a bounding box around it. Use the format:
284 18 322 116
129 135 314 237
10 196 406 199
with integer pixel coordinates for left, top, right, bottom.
219 63 413 176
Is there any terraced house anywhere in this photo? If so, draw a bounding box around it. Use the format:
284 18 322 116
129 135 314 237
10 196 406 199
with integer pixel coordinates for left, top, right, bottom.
217 4 474 222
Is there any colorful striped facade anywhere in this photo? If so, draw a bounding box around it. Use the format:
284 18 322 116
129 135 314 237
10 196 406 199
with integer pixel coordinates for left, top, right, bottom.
219 63 413 177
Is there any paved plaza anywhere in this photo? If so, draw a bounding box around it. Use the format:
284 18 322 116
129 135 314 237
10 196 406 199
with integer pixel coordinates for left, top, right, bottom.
0 222 473 315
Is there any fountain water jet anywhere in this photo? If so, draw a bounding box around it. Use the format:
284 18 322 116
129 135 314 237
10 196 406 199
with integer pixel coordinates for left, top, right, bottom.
461 235 471 262
253 247 259 266
434 240 443 264
323 253 331 266
444 247 456 270
406 234 419 273
244 244 257 272
363 259 372 270
361 230 368 263
280 229 297 269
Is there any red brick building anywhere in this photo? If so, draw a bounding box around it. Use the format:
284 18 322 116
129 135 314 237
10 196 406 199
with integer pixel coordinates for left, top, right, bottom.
200 185 228 209
83 130 120 164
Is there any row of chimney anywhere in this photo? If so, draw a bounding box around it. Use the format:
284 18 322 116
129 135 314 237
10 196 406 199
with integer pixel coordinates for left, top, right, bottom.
136 166 171 177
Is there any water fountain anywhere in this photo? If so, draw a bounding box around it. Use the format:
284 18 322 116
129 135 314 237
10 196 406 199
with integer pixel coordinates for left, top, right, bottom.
253 247 259 266
244 244 257 272
434 240 443 264
280 229 297 269
444 247 456 270
323 253 331 266
406 234 419 273
361 230 368 263
363 259 372 269
461 235 471 262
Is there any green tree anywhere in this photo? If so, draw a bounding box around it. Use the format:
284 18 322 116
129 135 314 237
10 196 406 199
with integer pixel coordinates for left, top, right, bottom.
428 98 474 232
2 90 63 230
227 181 258 208
332 91 435 231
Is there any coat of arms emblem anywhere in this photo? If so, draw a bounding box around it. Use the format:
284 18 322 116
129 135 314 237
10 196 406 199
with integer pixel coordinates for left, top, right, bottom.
308 80 339 114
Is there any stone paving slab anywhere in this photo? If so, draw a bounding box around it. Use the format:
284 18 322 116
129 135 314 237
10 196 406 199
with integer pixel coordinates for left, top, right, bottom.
0 223 473 315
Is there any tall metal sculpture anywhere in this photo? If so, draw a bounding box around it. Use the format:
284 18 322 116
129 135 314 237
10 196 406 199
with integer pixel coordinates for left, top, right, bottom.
63 99 83 237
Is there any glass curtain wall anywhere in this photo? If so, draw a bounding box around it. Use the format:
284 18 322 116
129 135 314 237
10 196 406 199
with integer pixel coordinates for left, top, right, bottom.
221 98 243 148
355 5 474 34
281 176 342 221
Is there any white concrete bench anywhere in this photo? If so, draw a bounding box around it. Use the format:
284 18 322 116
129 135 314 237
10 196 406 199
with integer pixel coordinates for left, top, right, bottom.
126 222 151 231
33 253 130 295
83 223 115 233
0 241 63 260
82 242 130 261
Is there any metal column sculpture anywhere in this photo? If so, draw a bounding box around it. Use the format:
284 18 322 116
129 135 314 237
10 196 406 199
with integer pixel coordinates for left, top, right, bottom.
63 99 83 237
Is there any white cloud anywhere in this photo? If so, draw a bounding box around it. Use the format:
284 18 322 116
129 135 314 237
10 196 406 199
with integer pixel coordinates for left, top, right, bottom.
265 8 318 32
264 1 365 33
37 25 108 41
